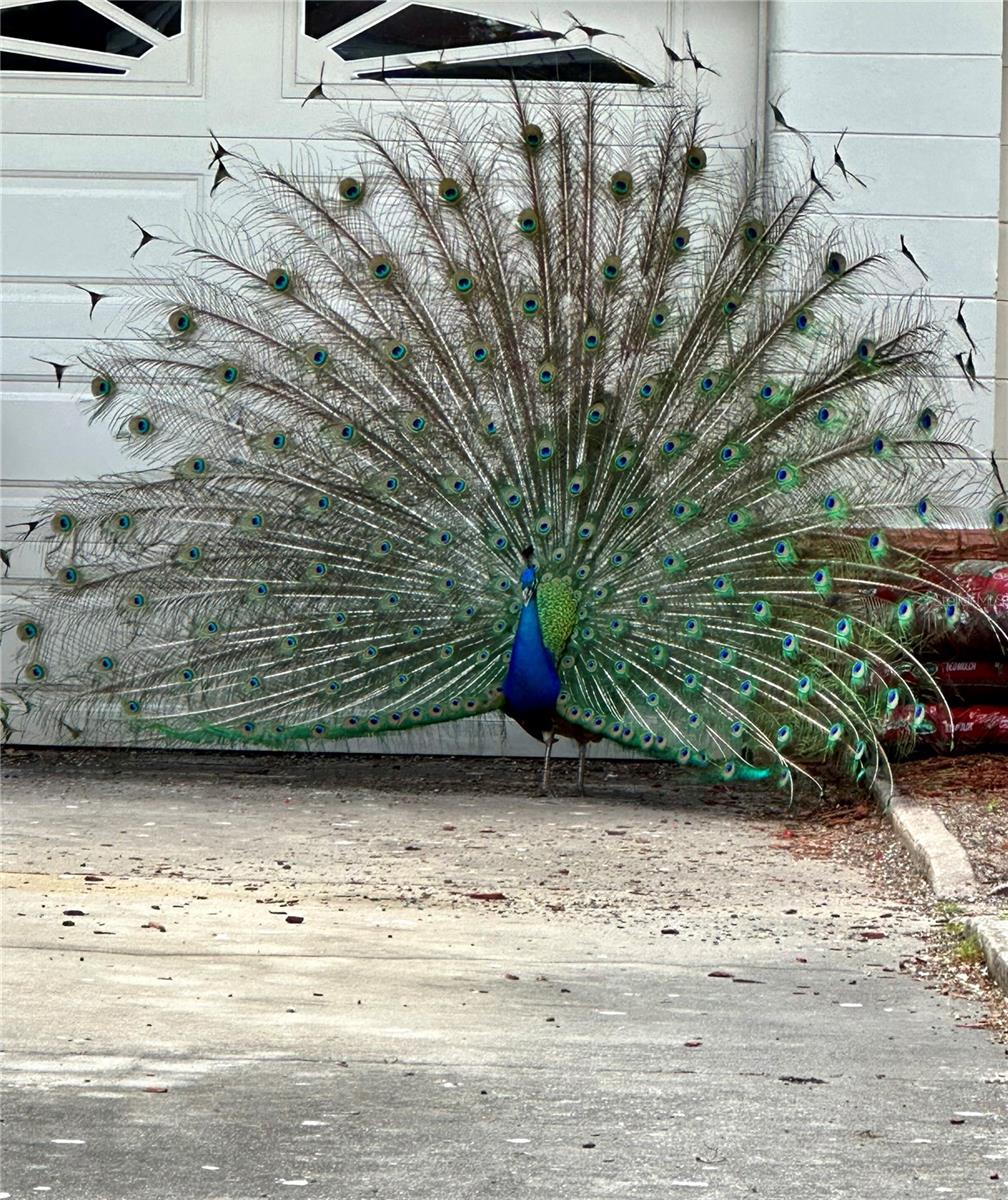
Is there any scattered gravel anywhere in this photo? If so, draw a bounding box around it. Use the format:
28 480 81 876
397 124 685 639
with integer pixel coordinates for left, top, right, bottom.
775 781 1008 1045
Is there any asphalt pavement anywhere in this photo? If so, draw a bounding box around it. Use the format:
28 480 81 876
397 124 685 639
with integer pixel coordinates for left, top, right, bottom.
2 750 1004 1199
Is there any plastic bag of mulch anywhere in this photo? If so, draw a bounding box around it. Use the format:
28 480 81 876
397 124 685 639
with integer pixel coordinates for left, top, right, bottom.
886 703 1008 754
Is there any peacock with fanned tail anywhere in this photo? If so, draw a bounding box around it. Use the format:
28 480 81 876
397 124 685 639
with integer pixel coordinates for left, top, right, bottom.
8 82 1005 795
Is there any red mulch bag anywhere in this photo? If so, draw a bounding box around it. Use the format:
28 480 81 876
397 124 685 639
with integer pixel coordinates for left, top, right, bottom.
887 704 1008 754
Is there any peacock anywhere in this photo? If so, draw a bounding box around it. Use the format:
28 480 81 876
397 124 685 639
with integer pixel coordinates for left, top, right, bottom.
7 79 1005 797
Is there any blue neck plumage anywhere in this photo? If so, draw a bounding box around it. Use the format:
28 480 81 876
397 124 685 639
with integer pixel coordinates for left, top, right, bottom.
501 567 560 738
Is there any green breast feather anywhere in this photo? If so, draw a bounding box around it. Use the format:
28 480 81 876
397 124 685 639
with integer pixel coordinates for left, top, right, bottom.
536 577 577 662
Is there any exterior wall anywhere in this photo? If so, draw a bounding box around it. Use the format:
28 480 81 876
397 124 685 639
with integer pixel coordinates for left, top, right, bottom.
998 6 1008 464
768 0 1003 461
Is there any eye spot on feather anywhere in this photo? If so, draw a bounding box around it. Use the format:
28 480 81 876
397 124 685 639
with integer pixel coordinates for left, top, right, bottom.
168 308 193 334
517 208 539 235
368 255 394 282
686 145 706 171
825 251 846 276
308 345 329 367
339 176 363 203
91 375 114 398
438 177 462 204
128 415 153 436
521 123 543 150
601 254 622 281
671 226 690 251
609 170 632 198
267 268 291 292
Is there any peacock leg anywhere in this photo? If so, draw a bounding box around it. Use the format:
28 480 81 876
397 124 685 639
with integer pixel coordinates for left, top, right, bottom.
540 731 555 795
576 741 587 796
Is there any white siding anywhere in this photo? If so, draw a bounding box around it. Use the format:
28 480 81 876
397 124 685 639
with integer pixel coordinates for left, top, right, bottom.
997 5 1008 463
768 0 1003 454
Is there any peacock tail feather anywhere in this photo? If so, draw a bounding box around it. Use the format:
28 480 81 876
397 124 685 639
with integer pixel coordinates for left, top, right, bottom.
7 82 1004 793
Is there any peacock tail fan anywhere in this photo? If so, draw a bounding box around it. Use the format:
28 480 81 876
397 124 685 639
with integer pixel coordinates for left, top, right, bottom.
6 82 1003 794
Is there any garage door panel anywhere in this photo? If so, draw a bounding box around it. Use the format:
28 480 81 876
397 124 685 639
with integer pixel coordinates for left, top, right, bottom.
1 173 204 278
0 497 50 582
1 390 136 483
0 1 765 750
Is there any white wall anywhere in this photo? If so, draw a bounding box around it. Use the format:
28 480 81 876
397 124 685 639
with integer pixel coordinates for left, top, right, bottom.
768 0 1003 458
997 4 1008 464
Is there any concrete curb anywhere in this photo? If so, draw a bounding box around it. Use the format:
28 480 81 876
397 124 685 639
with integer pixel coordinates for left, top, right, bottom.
874 779 1007 998
875 782 979 902
965 915 1008 996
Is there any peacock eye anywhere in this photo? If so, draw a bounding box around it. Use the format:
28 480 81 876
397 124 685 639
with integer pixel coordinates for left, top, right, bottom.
168 308 193 333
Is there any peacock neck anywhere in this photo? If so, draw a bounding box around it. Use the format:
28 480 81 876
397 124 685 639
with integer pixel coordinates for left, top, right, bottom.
502 596 561 740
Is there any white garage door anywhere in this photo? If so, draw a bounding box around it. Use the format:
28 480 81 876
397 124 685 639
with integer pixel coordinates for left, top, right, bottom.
0 0 763 750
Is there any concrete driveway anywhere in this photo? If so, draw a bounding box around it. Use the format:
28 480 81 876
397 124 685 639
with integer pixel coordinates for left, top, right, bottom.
1 750 1004 1199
